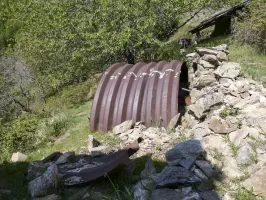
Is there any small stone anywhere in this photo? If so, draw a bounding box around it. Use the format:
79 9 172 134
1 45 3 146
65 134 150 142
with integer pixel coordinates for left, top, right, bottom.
223 193 233 200
193 168 208 181
211 44 228 51
90 146 111 157
217 51 228 62
186 52 198 59
33 194 62 200
208 116 238 134
112 120 134 135
27 161 50 181
229 128 249 147
195 160 214 178
133 180 153 200
11 152 27 162
55 152 75 165
87 135 100 152
214 62 241 79
222 156 244 179
191 124 211 140
29 165 59 198
202 54 217 63
200 59 217 68
167 113 180 130
178 158 197 170
196 48 219 56
199 190 222 200
151 188 201 200
193 74 217 89
167 159 181 166
141 158 156 179
236 144 254 165
260 95 266 103
241 166 266 197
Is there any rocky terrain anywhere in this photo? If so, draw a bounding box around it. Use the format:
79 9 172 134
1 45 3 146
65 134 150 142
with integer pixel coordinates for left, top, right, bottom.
7 44 266 200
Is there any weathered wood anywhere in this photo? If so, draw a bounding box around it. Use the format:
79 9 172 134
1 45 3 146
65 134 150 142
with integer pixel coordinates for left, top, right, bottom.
189 0 250 34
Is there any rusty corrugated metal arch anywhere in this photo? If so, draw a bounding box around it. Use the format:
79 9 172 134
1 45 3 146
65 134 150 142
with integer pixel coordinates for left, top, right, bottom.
90 60 188 131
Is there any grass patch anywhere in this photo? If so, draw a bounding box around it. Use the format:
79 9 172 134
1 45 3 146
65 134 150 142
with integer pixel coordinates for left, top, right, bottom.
219 106 240 119
234 188 257 200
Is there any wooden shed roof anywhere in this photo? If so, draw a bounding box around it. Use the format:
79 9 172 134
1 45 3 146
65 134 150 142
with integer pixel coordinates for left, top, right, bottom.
189 0 250 34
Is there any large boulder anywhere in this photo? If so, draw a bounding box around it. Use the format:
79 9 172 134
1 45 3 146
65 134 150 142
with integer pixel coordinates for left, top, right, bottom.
214 62 241 79
28 165 60 198
166 140 205 162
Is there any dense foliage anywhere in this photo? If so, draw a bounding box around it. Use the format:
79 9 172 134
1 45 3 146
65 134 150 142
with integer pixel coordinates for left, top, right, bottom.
235 0 266 53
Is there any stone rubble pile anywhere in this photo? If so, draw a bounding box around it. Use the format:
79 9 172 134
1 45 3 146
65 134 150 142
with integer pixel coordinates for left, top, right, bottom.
184 44 266 199
133 140 220 200
112 120 184 158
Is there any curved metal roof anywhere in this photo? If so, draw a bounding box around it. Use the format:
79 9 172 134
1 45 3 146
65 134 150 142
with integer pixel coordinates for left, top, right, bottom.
90 60 185 131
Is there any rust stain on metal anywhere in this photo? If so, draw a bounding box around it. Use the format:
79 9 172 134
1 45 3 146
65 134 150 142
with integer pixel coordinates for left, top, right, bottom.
90 61 187 131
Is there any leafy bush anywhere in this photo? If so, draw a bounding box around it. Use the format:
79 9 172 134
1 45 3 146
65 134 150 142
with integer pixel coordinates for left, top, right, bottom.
0 114 40 162
235 0 266 53
41 80 96 114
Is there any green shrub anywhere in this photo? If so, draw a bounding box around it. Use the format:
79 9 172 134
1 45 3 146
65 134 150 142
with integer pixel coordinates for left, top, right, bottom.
36 113 71 142
32 80 97 114
235 0 266 53
0 114 40 162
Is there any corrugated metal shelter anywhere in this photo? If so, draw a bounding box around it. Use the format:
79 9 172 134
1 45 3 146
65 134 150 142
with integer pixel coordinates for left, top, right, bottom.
90 61 189 131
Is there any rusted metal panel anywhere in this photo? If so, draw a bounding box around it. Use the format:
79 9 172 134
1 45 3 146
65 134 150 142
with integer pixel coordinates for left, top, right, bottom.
90 61 185 131
63 139 141 186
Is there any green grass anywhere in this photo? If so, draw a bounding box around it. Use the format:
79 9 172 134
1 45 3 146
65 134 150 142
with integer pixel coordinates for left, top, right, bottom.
235 188 257 200
28 101 119 161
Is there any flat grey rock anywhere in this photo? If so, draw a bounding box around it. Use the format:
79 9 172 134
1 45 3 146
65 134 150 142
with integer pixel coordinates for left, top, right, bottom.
166 140 205 162
155 166 201 188
195 160 214 178
151 188 201 200
199 190 221 200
